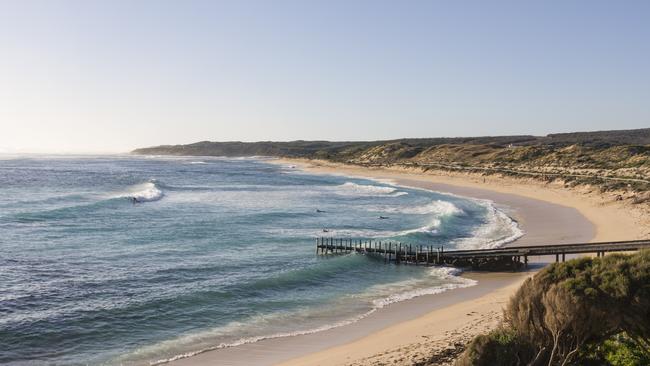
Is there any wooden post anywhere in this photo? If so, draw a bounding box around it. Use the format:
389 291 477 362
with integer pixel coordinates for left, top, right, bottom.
562 253 566 262
398 243 402 264
415 245 418 266
556 253 559 262
524 255 528 269
388 242 393 263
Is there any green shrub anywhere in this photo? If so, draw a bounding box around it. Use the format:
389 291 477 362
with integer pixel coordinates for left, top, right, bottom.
456 250 650 366
455 328 534 366
581 333 650 366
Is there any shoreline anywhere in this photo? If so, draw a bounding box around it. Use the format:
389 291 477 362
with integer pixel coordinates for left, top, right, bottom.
169 158 645 366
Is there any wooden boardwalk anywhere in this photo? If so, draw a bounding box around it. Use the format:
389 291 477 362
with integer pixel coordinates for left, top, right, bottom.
316 238 650 270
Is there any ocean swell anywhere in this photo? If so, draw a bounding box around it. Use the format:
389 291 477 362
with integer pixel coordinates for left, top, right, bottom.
129 265 476 366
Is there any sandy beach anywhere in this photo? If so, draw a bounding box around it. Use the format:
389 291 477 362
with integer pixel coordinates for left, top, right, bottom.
170 158 647 366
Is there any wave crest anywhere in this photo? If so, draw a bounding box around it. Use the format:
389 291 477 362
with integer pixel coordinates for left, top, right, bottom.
335 182 408 197
371 268 476 308
120 182 164 202
381 199 463 216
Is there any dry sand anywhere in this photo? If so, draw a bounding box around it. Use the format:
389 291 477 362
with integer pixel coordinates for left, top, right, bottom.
170 158 647 366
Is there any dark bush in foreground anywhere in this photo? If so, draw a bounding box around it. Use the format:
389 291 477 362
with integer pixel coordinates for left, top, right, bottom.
455 328 535 366
456 250 650 366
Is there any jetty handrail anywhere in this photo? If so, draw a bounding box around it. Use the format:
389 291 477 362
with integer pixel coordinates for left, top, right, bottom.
443 239 650 255
315 237 650 270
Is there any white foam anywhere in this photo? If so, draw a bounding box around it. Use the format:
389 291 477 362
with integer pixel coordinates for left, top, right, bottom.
134 267 475 366
357 177 522 250
371 268 477 308
393 218 442 236
378 199 463 216
189 161 207 164
454 200 523 250
334 182 408 197
118 182 164 202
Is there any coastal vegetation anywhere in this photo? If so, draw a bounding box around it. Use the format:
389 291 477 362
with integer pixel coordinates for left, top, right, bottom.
132 128 650 199
456 250 650 366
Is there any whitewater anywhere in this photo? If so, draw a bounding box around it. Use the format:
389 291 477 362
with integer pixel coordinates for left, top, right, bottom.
0 155 522 365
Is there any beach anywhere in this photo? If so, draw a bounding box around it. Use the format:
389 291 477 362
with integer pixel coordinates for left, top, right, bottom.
169 158 647 366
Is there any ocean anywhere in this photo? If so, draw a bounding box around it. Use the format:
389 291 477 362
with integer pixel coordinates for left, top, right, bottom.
0 155 521 365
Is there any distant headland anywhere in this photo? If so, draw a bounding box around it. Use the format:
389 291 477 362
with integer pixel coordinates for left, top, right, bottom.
133 128 650 197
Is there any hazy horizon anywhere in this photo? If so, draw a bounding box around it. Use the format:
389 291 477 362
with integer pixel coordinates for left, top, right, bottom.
2 1 649 153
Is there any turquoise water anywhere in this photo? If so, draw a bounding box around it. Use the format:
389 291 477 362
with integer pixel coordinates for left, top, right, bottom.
0 155 521 365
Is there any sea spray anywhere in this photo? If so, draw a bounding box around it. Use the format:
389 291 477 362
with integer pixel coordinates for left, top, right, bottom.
119 182 165 202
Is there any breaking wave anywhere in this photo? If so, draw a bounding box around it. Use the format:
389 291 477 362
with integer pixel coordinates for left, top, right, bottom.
378 199 464 216
118 182 164 202
334 182 408 197
454 200 523 250
371 267 477 308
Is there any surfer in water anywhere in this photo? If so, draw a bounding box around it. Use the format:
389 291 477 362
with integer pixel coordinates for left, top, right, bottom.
316 209 326 213
131 197 140 204
378 216 389 220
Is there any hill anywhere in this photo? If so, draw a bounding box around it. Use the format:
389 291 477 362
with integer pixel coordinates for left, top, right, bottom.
132 128 650 195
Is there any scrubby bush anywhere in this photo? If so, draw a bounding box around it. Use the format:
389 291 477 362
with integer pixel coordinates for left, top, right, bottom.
581 333 650 366
456 328 535 366
456 250 650 366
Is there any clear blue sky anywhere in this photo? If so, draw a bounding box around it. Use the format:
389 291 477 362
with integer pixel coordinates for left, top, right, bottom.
1 1 648 153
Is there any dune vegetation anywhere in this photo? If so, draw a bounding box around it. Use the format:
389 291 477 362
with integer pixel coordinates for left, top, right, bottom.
133 128 650 198
456 250 650 366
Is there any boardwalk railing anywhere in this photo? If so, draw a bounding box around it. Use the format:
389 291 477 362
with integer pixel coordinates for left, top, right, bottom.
316 238 650 270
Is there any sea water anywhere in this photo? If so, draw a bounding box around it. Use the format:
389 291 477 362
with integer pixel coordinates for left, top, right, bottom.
0 155 521 365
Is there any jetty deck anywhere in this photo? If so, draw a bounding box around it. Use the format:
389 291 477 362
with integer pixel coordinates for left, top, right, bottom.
316 238 650 270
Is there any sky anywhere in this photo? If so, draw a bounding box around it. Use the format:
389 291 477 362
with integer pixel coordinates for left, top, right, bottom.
0 1 649 153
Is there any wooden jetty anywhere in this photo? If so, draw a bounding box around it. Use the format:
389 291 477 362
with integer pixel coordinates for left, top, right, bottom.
315 238 650 270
